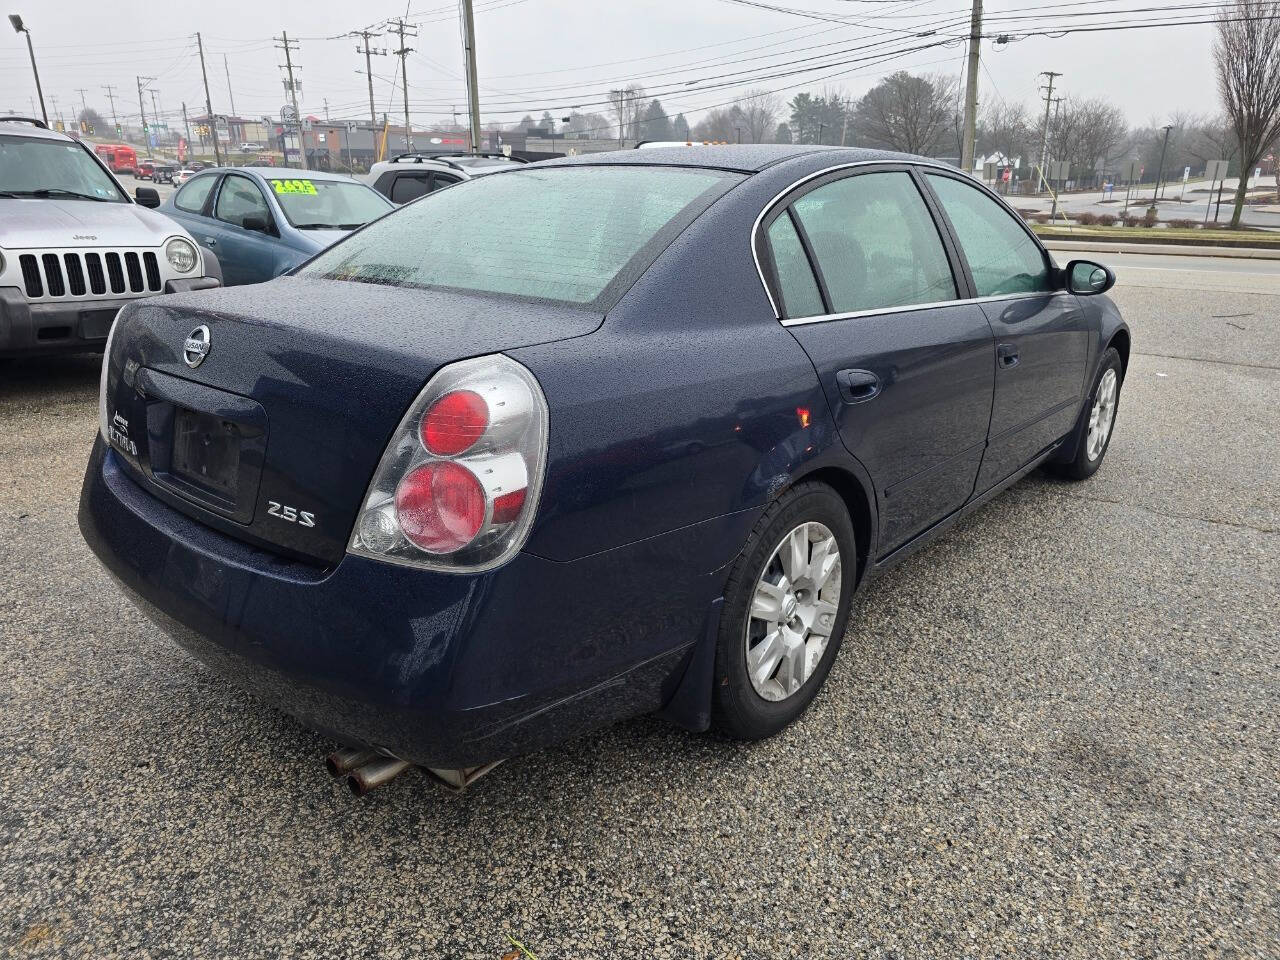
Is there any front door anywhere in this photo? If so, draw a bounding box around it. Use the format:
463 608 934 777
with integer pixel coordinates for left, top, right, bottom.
209 174 280 286
762 167 996 555
923 172 1091 490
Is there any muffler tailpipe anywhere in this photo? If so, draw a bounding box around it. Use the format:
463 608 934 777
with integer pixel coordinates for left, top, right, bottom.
325 748 380 778
347 757 412 796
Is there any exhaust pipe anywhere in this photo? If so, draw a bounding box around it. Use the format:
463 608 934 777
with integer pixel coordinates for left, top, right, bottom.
347 756 411 796
325 747 379 778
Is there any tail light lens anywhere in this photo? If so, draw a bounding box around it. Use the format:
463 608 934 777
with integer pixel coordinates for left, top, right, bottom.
348 354 549 573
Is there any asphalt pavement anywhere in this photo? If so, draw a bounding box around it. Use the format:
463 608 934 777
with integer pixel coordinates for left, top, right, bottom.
1 253 1277 958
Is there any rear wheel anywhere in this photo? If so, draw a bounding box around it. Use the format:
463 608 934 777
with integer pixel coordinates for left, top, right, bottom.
712 482 856 740
1049 346 1123 481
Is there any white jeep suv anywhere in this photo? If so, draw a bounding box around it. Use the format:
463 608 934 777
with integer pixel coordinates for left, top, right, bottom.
0 117 221 358
363 151 528 204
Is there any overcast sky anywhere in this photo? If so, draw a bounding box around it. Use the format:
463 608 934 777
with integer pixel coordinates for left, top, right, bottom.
2 0 1220 133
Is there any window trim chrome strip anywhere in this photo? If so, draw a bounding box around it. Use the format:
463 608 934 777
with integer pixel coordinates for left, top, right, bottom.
778 290 1072 327
751 158 1059 324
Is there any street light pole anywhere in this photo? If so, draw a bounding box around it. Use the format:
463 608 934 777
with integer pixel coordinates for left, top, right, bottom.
1155 123 1174 202
8 15 47 125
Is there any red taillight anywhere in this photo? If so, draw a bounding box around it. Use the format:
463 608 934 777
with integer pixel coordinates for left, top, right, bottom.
421 389 489 456
394 461 486 553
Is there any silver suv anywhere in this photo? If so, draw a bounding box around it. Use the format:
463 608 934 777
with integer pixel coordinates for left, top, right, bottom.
363 152 528 204
0 117 221 357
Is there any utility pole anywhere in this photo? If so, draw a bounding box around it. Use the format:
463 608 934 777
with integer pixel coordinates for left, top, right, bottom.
459 0 483 154
353 30 385 129
323 97 329 122
196 33 222 167
387 18 417 153
102 84 119 138
223 54 236 117
75 87 88 132
275 31 305 169
135 77 153 152
149 88 161 146
1155 122 1174 201
49 93 62 131
960 0 982 173
181 101 192 151
1036 70 1062 194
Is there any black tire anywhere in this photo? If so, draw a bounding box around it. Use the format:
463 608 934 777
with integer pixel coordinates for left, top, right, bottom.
711 482 857 741
1049 346 1123 481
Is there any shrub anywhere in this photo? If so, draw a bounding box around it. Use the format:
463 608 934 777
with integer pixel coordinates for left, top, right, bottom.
1142 207 1158 227
1030 213 1050 224
1096 214 1117 227
1016 208 1039 221
1077 212 1098 226
1167 218 1198 229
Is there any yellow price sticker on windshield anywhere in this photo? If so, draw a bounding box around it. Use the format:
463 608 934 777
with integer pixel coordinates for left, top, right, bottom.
271 178 317 196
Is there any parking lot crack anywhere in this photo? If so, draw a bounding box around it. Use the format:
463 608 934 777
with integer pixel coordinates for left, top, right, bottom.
1040 488 1278 535
1133 351 1280 372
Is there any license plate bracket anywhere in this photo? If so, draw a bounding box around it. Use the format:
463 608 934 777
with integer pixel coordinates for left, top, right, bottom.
171 409 242 500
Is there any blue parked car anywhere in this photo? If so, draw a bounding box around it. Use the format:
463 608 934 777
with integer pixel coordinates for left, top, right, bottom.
80 146 1129 794
159 167 392 286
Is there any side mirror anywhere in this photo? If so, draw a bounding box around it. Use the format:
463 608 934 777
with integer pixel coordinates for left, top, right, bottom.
1065 259 1115 296
134 186 160 209
241 214 270 233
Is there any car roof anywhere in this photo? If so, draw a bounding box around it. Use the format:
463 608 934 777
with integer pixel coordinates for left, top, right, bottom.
0 119 74 142
221 166 361 183
540 144 921 174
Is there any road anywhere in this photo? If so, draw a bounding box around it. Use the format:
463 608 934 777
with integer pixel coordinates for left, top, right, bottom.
1 253 1277 958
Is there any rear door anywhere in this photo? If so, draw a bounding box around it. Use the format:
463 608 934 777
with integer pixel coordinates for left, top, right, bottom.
923 171 1090 491
761 165 996 555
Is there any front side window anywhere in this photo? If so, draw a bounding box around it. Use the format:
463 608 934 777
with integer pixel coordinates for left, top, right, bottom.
301 166 740 307
926 173 1052 297
215 175 271 227
791 171 955 314
174 174 217 213
766 212 824 319
265 176 392 229
0 135 127 202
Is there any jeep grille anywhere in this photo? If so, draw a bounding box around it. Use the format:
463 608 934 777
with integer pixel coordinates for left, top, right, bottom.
17 250 163 300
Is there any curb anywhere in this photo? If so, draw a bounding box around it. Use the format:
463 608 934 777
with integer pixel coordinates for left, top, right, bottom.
1043 239 1280 261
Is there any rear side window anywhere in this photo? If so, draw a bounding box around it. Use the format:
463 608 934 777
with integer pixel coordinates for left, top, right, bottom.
175 175 216 213
766 213 824 319
791 171 955 314
301 166 740 307
926 173 1051 297
389 173 431 204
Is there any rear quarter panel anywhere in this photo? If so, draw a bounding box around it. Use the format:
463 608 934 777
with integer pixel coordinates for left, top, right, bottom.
511 165 854 568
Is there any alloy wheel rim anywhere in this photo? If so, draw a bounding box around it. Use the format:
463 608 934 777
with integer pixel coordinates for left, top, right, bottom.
744 521 842 702
1086 368 1118 461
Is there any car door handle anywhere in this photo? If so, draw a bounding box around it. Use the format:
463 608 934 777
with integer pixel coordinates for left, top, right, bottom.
836 368 881 403
997 343 1019 368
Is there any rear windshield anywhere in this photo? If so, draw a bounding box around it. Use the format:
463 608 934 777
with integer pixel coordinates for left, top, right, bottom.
298 165 741 307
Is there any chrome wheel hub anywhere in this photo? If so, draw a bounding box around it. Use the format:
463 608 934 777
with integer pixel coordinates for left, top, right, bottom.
1086 368 1118 461
745 521 842 702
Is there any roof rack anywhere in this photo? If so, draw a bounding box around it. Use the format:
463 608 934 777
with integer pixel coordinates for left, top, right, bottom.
0 116 50 129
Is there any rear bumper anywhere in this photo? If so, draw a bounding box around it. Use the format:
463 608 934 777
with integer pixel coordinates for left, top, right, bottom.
0 278 220 357
79 439 748 766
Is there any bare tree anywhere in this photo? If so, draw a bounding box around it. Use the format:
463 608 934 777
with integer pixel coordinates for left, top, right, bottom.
691 107 738 142
735 89 779 143
977 100 1032 165
852 72 959 156
1047 96 1127 183
1214 0 1280 226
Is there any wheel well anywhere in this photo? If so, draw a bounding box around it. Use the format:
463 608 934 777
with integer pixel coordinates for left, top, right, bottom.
794 467 873 587
1108 328 1131 375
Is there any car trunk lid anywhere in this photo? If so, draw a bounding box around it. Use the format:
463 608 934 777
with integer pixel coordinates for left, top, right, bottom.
103 276 601 565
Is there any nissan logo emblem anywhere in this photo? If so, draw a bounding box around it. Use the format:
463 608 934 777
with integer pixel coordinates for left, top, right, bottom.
183 325 211 368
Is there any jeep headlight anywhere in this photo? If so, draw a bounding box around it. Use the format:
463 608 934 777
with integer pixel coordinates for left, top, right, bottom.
165 237 198 274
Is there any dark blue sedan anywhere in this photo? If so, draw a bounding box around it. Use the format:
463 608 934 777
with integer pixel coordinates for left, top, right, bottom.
80 146 1129 793
159 167 392 286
